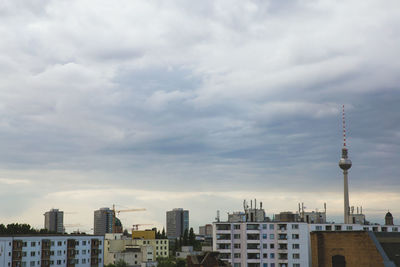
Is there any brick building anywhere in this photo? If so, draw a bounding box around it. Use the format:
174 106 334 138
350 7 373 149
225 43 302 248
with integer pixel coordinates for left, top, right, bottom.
310 231 398 267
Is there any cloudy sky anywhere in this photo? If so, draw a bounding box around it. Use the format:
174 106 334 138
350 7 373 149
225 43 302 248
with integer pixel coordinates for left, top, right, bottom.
0 0 400 233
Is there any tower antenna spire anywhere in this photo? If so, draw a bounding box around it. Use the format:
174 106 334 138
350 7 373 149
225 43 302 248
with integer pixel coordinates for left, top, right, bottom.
342 104 346 147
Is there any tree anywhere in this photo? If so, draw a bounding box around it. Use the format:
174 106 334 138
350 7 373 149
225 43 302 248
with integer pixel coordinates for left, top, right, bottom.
161 227 166 238
182 229 188 246
115 260 128 267
176 258 186 267
157 257 175 267
188 228 196 246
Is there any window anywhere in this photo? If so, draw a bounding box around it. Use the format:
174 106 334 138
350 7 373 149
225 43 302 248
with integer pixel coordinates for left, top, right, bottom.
234 264 241 267
292 254 300 259
292 244 300 249
263 264 268 267
262 224 267 229
325 226 332 231
335 225 342 231
30 262 35 267
57 260 62 265
57 241 62 246
23 242 27 247
292 234 299 239
21 263 26 267
31 252 35 257
346 226 353 230
292 224 299 229
263 253 268 258
83 241 86 245
269 224 274 230
270 244 274 249
234 224 241 230
316 226 322 231
31 242 36 247
270 253 275 259
263 234 267 239
293 264 300 267
393 227 398 232
75 241 79 246
22 252 27 257
82 250 86 255
234 253 241 258
234 243 241 249
263 244 267 249
82 259 86 264
269 234 274 239
51 241 54 246
271 264 275 267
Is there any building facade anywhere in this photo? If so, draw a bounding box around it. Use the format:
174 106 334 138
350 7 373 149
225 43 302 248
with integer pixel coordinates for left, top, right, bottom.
44 209 64 234
213 222 309 267
166 208 189 239
0 235 104 267
214 221 400 267
93 208 113 236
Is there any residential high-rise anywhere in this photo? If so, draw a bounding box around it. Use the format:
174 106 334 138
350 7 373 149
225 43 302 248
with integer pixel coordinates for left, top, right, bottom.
94 207 114 235
166 208 189 238
44 208 64 233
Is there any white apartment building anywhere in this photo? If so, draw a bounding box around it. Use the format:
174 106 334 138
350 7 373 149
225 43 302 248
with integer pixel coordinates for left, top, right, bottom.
213 222 309 267
213 221 400 267
0 235 104 267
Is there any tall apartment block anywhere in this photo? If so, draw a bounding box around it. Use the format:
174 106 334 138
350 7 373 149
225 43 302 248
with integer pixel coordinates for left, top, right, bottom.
44 209 64 233
0 235 104 267
166 208 189 239
93 208 113 235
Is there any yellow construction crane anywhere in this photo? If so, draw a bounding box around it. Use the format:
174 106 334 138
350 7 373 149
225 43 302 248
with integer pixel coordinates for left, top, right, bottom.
112 204 146 233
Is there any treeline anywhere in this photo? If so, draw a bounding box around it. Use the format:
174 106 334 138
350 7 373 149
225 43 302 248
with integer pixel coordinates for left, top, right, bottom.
0 223 55 235
173 227 200 252
155 228 167 239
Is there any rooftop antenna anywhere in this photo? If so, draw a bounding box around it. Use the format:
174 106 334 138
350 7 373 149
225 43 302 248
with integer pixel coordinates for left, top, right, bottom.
216 210 220 222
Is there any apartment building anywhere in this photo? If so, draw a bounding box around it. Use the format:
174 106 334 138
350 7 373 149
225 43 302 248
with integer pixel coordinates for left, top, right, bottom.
104 233 169 265
213 222 309 267
0 235 104 267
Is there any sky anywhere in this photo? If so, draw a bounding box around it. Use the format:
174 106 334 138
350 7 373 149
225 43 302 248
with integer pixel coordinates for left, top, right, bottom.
0 0 400 233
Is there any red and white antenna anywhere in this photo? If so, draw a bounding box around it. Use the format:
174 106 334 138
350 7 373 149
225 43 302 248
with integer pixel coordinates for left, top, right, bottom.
342 104 346 147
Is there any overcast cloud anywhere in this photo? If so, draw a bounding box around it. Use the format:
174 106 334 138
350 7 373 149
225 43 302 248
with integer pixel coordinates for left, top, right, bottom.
0 0 400 232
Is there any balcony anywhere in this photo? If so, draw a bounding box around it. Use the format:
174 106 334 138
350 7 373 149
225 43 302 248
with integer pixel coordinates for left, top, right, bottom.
278 244 288 252
42 240 51 250
216 224 231 231
278 253 288 260
277 224 287 233
247 253 260 260
12 240 23 251
91 239 100 248
247 234 260 241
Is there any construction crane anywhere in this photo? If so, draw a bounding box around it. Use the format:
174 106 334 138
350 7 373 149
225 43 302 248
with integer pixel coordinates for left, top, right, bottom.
132 224 153 231
112 204 146 233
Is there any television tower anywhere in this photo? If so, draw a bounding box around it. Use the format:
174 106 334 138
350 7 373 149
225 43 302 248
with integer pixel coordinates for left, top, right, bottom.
339 105 352 224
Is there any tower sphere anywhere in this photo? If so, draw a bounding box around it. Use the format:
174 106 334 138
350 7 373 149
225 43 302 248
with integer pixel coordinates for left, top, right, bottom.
339 158 352 170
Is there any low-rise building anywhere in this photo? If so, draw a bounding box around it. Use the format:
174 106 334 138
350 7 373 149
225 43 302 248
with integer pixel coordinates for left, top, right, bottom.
0 235 104 267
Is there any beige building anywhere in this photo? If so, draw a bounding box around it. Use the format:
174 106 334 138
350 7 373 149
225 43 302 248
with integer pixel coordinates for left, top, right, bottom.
132 238 169 258
104 233 169 266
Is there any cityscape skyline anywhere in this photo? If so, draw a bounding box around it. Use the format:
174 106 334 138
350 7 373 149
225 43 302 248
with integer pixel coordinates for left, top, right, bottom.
0 0 400 234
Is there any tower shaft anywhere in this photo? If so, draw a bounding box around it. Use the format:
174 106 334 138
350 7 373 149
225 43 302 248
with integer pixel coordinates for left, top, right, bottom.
343 170 350 224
